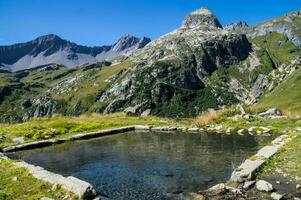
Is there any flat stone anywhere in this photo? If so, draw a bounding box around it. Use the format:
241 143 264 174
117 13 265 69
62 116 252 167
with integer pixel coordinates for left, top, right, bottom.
207 183 226 195
243 180 256 189
14 161 97 199
256 180 273 192
188 128 199 132
134 125 150 130
151 126 177 132
231 159 265 182
271 192 284 200
256 146 278 159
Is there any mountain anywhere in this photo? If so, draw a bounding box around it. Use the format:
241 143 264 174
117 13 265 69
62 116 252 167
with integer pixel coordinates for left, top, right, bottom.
0 8 300 122
0 34 151 72
224 21 249 31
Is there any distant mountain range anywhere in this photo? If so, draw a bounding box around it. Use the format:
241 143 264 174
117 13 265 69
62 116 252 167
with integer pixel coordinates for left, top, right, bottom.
0 7 300 122
0 34 151 71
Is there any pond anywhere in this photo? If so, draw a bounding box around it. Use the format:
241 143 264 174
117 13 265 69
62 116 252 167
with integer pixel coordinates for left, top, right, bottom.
7 131 272 200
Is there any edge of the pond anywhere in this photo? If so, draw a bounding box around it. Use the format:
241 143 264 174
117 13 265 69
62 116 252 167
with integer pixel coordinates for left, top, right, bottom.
1 125 297 200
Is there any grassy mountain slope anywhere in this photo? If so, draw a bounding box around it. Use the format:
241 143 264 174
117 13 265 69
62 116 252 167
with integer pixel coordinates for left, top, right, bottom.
255 68 301 115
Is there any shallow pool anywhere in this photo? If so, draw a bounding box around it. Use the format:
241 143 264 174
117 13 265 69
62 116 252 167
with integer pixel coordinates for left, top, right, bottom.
8 132 271 200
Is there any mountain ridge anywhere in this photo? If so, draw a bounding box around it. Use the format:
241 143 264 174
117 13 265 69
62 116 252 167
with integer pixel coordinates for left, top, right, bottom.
0 34 151 72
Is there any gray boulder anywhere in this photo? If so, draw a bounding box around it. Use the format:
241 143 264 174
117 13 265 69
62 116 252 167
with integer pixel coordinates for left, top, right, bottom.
256 180 273 192
259 108 282 117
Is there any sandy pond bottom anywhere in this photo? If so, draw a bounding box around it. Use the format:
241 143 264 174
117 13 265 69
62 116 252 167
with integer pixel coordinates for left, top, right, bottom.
7 132 272 200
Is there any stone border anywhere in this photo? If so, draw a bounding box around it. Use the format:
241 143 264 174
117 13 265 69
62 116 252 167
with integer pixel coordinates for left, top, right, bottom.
1 125 277 153
1 126 135 152
1 125 289 199
230 134 296 183
0 153 97 200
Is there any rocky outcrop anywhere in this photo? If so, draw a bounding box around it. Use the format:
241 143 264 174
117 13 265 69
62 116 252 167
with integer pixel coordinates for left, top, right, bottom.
224 21 248 31
181 8 222 29
247 10 301 48
21 94 57 121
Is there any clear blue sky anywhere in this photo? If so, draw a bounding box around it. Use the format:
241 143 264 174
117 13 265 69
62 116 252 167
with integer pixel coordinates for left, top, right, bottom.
0 0 300 46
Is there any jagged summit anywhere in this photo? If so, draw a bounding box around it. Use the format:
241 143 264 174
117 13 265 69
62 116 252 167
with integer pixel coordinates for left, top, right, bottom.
112 34 150 52
182 7 222 29
224 21 249 31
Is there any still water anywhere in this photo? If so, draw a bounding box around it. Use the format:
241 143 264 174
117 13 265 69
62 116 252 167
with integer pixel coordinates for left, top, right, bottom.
8 132 271 200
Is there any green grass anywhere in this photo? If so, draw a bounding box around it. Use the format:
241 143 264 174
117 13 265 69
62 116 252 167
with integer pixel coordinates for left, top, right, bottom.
0 158 77 200
0 113 189 148
251 32 301 66
255 68 301 116
254 134 301 181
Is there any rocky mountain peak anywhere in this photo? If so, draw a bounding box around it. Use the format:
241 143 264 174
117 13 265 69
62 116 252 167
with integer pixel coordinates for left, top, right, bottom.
224 21 249 31
34 34 64 45
112 34 151 52
182 7 222 29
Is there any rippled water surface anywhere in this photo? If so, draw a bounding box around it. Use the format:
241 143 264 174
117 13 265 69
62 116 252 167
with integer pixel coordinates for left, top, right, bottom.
8 132 271 200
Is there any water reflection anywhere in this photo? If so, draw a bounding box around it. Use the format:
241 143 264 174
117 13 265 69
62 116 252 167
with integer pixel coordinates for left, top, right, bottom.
8 132 271 200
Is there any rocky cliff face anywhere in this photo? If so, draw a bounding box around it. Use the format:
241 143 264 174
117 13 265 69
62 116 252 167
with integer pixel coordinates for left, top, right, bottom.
224 21 249 31
0 34 150 72
98 8 252 117
247 10 301 48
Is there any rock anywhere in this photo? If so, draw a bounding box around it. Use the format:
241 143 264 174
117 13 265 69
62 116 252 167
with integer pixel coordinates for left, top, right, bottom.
12 136 24 143
259 108 282 117
238 105 246 115
40 198 54 200
14 161 97 199
271 192 284 200
187 193 206 200
188 127 199 132
243 180 256 190
256 180 273 192
297 184 301 189
207 183 226 195
276 181 281 184
141 109 151 117
249 74 268 104
238 129 245 135
224 21 249 31
134 125 150 130
182 7 222 29
12 176 18 181
62 195 72 200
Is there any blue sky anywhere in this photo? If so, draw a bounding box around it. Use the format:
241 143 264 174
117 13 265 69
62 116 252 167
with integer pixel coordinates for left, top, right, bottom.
0 0 300 46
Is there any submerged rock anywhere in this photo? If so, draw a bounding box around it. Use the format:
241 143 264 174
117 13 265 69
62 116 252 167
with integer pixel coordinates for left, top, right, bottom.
271 192 284 200
256 180 274 192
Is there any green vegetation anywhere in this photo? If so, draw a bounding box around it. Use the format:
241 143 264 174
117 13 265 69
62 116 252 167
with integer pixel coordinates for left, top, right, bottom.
0 158 77 200
252 32 301 66
255 69 301 115
254 134 301 182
